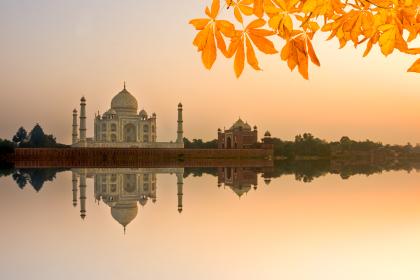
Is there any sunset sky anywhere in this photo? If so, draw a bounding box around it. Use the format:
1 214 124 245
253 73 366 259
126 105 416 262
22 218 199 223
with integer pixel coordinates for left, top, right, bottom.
0 0 419 145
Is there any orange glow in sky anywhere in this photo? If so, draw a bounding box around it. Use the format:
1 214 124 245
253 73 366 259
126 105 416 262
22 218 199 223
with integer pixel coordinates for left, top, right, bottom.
0 1 419 144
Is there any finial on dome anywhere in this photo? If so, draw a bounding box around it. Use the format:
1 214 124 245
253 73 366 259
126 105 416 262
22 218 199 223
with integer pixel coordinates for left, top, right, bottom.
123 81 126 90
124 226 126 235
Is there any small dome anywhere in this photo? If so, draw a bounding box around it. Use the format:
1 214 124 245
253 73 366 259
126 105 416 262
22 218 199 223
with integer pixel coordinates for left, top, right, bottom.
111 202 138 227
139 196 148 206
253 125 257 130
230 185 251 197
264 131 271 137
104 109 117 115
139 109 148 118
80 96 86 102
178 102 183 108
230 118 251 130
73 109 77 113
111 85 138 115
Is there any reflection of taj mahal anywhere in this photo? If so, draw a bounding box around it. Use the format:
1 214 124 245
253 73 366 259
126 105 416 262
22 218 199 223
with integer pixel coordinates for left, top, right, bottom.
71 83 184 148
71 168 184 232
70 167 273 233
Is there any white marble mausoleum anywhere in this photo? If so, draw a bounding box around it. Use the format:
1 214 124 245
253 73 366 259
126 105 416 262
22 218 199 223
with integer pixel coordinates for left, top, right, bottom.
71 83 184 148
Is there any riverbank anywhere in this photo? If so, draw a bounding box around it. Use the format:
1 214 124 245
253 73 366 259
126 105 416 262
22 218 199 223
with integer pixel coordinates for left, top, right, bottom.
2 147 273 168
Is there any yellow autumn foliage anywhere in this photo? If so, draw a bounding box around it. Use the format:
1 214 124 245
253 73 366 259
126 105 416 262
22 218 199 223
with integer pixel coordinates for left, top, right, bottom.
190 0 420 79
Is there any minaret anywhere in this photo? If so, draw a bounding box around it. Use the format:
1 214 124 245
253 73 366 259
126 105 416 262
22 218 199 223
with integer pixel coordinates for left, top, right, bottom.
72 109 78 144
79 97 86 143
176 103 183 144
176 172 183 213
72 172 78 207
79 170 87 219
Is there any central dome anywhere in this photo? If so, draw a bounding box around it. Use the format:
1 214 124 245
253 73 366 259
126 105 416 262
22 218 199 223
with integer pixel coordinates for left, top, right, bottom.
111 85 138 115
111 202 138 228
230 118 251 130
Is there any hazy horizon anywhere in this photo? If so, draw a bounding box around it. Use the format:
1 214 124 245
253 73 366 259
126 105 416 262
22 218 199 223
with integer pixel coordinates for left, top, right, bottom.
1 0 419 145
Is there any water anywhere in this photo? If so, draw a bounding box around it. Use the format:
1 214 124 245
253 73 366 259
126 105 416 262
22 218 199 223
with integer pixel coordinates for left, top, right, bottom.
1 163 420 280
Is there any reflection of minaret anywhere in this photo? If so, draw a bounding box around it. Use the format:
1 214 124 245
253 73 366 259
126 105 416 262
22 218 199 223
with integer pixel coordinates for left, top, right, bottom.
72 172 78 207
176 172 183 213
79 171 87 219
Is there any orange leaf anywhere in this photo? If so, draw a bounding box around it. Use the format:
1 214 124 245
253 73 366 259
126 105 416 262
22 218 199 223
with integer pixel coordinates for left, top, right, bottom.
363 38 373 57
227 31 243 58
297 49 309 80
407 58 420 73
234 38 245 77
234 6 243 23
247 19 266 29
189 19 211 30
307 39 320 66
216 20 236 37
193 27 210 51
281 42 291 61
202 28 217 69
210 0 220 18
248 33 277 54
246 37 261 70
215 29 229 57
253 0 264 17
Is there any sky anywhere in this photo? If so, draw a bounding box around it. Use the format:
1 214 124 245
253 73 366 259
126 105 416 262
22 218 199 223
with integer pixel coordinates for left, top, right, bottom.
0 0 419 145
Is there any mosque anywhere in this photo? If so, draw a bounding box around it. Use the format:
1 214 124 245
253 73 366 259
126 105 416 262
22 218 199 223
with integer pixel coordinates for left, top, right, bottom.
71 83 184 148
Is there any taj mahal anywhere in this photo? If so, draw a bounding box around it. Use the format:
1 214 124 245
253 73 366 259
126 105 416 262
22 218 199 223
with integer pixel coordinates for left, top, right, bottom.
71 83 184 148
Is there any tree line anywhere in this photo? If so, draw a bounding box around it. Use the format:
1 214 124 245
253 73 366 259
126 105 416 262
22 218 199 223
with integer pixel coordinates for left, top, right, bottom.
0 124 67 155
183 133 420 159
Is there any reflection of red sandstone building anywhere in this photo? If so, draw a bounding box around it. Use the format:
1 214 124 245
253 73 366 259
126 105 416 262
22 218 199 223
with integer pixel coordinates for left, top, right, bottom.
218 167 258 197
217 118 273 150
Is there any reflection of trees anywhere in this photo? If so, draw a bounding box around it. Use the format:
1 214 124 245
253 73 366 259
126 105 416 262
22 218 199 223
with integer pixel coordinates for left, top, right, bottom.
270 160 331 182
2 159 420 192
0 165 14 178
331 160 420 179
184 159 420 183
3 168 68 191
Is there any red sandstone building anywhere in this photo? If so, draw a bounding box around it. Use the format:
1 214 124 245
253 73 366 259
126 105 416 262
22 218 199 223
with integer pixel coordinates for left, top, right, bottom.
218 118 258 149
218 118 273 149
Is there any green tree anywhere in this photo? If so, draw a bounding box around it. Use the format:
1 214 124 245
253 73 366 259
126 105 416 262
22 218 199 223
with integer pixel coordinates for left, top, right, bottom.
12 127 27 146
21 124 60 148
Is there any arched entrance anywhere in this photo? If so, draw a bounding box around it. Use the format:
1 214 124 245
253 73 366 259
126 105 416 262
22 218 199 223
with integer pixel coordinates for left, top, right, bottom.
123 174 137 193
226 137 232 149
124 124 136 142
226 168 232 180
